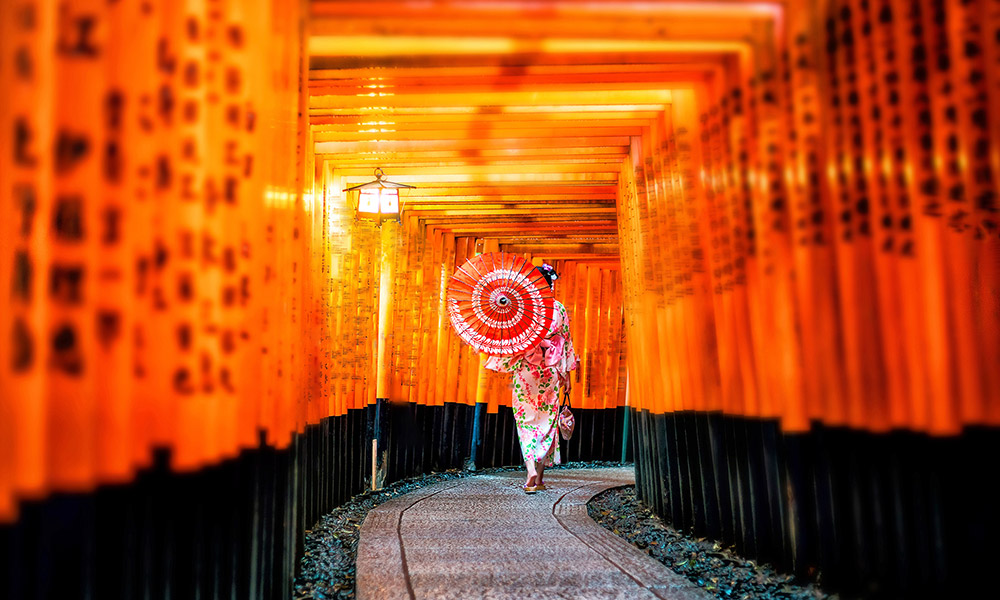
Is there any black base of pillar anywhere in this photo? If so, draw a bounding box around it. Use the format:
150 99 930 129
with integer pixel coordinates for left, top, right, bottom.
629 409 1000 598
0 411 369 600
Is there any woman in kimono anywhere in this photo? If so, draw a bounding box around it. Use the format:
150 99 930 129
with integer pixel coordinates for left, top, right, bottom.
485 264 578 493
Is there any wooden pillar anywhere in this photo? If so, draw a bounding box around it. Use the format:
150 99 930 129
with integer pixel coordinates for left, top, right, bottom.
0 0 55 521
48 0 105 490
372 219 398 489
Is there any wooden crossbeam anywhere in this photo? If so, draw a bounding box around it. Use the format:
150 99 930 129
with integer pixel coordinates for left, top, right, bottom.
400 203 613 212
312 126 644 143
500 243 619 255
338 173 616 185
309 16 762 41
419 214 615 224
429 226 619 241
485 234 619 242
334 163 621 176
309 103 674 116
315 136 632 154
320 157 628 170
309 35 747 59
405 207 616 217
310 121 649 136
310 51 732 70
537 258 621 267
308 110 662 126
309 1 785 20
316 148 629 163
309 88 675 110
401 196 614 205
309 74 707 96
309 63 719 85
425 222 619 233
390 185 617 197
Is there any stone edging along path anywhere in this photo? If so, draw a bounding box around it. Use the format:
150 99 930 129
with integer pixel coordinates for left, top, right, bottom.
293 462 830 600
354 467 708 599
293 462 630 600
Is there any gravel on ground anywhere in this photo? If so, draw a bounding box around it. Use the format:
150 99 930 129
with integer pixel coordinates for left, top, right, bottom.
293 463 837 600
293 461 626 599
588 486 836 600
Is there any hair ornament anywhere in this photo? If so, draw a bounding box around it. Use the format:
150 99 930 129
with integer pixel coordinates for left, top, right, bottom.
541 263 559 281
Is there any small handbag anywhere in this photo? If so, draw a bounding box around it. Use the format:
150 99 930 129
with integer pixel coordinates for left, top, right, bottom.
557 388 575 441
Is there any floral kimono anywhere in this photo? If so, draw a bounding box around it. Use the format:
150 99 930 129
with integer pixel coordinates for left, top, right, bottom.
485 300 579 466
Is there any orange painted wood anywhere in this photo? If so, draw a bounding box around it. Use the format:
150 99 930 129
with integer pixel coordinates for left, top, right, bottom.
2 0 56 515
980 0 1000 425
3 0 1000 520
47 0 104 490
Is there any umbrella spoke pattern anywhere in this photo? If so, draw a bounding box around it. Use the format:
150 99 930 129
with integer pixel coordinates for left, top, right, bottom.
447 252 554 356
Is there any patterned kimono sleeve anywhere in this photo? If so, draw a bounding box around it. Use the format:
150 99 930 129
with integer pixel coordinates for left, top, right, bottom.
557 303 580 374
484 353 526 373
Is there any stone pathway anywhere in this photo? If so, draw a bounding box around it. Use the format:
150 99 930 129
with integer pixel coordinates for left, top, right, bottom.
356 467 710 600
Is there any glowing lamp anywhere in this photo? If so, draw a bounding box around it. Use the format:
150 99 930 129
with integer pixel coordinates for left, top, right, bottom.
344 168 414 223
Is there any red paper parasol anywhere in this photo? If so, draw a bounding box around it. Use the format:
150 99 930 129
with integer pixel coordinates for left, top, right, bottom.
446 252 555 356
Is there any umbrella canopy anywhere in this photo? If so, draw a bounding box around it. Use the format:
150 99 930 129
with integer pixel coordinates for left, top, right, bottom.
446 252 555 356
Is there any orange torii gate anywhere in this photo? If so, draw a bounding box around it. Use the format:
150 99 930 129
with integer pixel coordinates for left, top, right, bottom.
1 1 999 599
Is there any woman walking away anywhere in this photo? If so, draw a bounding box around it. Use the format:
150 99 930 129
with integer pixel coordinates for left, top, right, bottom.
486 264 579 493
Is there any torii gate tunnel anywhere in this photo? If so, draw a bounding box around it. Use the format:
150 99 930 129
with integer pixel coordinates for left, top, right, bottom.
1 0 999 598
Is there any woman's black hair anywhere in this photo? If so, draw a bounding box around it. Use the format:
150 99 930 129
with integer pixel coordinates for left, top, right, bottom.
537 263 558 288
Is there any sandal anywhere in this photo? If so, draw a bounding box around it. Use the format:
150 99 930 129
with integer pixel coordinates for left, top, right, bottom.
523 475 539 494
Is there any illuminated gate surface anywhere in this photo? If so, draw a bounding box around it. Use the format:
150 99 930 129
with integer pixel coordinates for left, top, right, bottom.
1 1 999 598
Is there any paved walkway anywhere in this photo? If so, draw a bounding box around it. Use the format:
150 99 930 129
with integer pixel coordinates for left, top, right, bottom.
356 467 710 600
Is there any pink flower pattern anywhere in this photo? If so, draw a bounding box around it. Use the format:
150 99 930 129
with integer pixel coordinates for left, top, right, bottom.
485 300 579 466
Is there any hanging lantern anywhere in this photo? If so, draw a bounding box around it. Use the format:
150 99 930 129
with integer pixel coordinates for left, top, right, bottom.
343 167 414 223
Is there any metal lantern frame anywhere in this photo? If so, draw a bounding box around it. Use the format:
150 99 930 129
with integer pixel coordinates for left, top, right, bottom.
343 167 415 223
